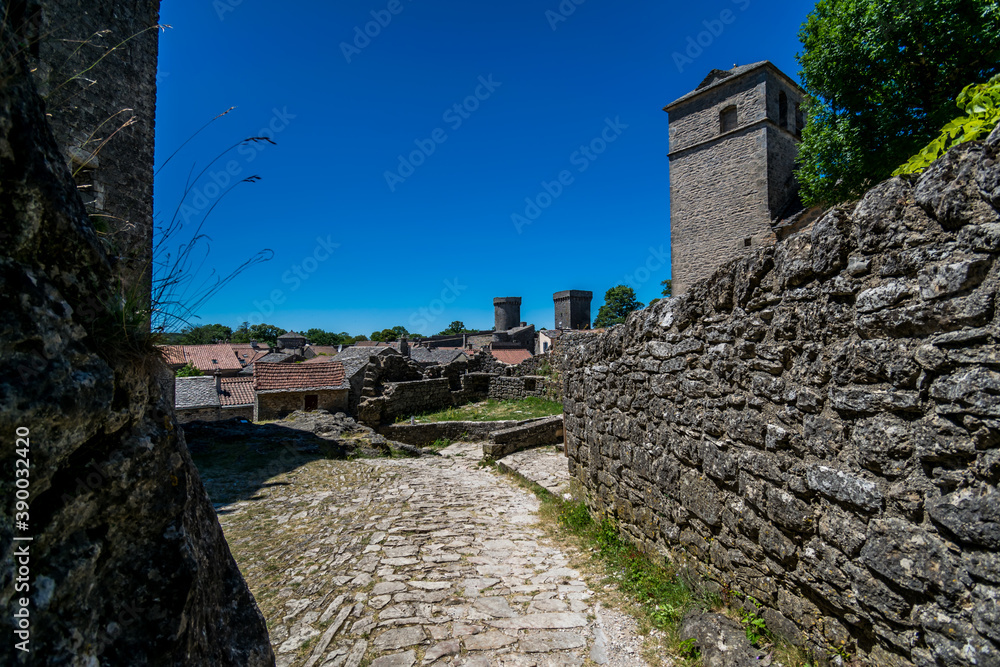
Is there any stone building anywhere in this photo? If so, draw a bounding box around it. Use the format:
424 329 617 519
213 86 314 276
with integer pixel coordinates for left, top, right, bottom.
665 61 805 295
253 361 349 421
219 376 254 420
25 0 161 301
553 290 592 330
174 374 254 422
276 330 307 355
174 376 222 424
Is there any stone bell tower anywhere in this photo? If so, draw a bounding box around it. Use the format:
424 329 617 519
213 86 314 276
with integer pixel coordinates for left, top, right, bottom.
664 61 804 295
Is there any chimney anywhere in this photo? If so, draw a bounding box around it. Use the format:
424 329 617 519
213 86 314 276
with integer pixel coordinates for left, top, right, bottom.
214 371 222 393
400 336 409 357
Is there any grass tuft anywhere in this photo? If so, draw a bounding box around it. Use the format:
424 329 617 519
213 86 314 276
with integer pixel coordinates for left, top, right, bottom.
405 397 563 423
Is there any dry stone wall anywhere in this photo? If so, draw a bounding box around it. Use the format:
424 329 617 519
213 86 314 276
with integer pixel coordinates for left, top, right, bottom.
487 375 550 401
255 389 348 422
560 133 1000 666
378 420 521 446
357 378 455 425
484 415 565 459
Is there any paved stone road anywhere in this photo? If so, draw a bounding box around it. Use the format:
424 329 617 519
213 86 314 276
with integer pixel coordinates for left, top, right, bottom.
216 442 651 667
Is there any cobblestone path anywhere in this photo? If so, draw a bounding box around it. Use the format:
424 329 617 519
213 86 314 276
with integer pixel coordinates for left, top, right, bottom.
216 442 650 667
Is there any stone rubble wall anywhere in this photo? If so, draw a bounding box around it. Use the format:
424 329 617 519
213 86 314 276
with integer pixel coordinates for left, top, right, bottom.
177 406 223 424
559 133 1000 666
176 405 254 424
358 378 454 426
473 351 554 378
255 389 348 422
451 372 494 403
483 415 565 460
358 366 554 426
509 353 555 377
378 420 521 446
221 406 254 421
487 375 550 401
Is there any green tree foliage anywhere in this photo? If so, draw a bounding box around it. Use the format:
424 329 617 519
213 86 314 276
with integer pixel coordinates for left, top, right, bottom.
660 279 672 298
306 328 334 346
179 323 232 344
895 74 1000 174
439 321 478 335
229 323 284 346
175 362 203 377
593 286 644 328
230 322 252 343
372 325 411 342
305 328 361 346
795 0 1000 205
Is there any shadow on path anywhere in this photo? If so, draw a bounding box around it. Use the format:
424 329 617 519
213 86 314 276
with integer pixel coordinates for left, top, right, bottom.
183 411 385 508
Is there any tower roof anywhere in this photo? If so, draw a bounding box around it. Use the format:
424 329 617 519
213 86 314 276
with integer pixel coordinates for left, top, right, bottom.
663 61 801 111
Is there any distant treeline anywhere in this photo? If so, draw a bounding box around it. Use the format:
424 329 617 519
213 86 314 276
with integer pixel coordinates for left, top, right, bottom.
164 320 483 347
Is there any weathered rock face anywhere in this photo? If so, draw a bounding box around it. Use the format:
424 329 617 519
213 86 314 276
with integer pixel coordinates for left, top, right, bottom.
560 129 1000 666
0 32 273 666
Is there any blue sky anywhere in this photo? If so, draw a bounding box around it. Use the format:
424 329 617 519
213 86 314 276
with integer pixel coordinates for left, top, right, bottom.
154 0 816 337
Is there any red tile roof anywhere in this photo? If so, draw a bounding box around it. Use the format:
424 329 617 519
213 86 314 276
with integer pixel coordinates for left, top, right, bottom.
254 361 347 392
182 344 243 372
230 344 270 367
219 376 255 407
491 348 533 365
159 345 186 366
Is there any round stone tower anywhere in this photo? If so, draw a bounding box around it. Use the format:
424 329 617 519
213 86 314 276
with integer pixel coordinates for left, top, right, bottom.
493 297 522 332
